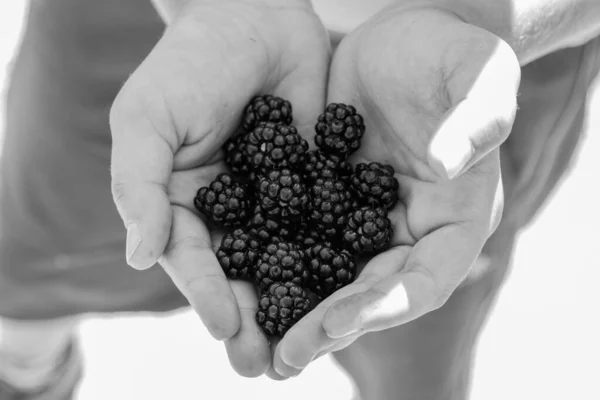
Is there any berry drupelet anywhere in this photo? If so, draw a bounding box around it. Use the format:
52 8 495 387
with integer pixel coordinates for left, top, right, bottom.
343 206 393 256
255 241 309 288
256 169 308 223
246 204 293 243
194 173 252 228
223 133 251 176
301 150 353 184
216 229 262 280
308 178 358 244
351 162 399 210
242 94 293 131
256 281 311 337
305 242 357 298
245 122 308 173
314 103 365 156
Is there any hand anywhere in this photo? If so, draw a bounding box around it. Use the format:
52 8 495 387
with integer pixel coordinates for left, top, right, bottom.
272 6 520 376
108 0 329 377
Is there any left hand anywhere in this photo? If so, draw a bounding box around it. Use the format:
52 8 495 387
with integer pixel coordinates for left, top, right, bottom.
270 5 521 377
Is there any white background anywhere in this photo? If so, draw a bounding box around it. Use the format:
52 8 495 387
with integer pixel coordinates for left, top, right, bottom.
1 2 599 399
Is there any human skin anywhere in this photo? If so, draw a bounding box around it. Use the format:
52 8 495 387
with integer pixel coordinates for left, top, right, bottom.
110 0 600 380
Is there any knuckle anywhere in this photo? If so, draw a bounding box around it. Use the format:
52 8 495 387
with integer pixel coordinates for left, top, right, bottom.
110 175 128 205
410 263 452 312
164 234 210 259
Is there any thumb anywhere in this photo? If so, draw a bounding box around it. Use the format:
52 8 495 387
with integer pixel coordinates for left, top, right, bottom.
428 37 520 179
109 10 274 269
110 87 175 270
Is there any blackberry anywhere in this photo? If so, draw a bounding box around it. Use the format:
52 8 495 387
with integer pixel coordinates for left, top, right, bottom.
343 206 393 255
194 173 251 227
245 122 308 173
256 282 311 337
301 150 353 184
216 229 262 280
246 205 293 243
255 241 309 288
242 94 293 131
256 169 308 223
305 243 357 298
223 133 250 175
315 103 365 156
293 223 324 249
351 162 399 210
308 178 358 243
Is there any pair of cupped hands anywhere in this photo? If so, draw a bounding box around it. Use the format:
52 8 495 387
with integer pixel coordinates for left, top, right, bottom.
109 0 520 380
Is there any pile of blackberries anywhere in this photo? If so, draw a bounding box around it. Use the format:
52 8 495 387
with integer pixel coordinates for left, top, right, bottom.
194 95 399 338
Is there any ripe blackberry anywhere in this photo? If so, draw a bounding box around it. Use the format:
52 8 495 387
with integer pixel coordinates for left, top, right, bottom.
315 103 365 156
256 169 308 223
351 162 399 210
301 150 353 184
242 94 293 131
256 282 311 337
308 178 358 243
305 243 357 298
245 122 308 173
255 241 309 288
194 173 251 227
343 207 393 255
223 133 250 175
246 205 293 243
216 229 262 280
293 223 324 249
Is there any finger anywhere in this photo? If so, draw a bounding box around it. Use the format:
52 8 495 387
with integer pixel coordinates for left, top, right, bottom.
266 338 299 380
428 37 520 180
159 206 240 340
273 39 329 140
224 281 271 377
109 16 276 270
323 223 485 337
110 97 175 270
274 247 410 372
167 166 225 213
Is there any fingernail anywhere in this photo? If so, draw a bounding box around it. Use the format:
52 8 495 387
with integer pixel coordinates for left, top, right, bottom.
428 136 473 180
126 224 143 268
324 323 359 339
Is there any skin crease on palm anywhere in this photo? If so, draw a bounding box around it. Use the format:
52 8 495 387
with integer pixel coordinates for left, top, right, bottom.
110 2 520 381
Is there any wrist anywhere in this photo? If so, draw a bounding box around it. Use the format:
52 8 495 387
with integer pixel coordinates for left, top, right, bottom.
380 0 600 65
152 0 313 24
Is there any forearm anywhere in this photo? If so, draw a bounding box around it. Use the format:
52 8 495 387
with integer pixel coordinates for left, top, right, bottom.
437 0 600 65
150 0 312 24
384 0 600 65
149 0 189 23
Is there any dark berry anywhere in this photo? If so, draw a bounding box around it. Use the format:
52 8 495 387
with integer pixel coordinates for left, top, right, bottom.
293 223 324 249
351 162 399 210
223 133 251 175
308 178 358 244
194 173 251 227
256 169 308 223
301 150 353 184
256 282 311 337
216 229 262 280
343 206 393 255
246 204 293 243
315 103 365 156
255 241 309 288
245 122 308 173
243 94 293 131
305 243 357 298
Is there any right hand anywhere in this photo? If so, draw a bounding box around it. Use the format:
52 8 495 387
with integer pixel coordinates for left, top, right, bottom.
109 0 329 377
